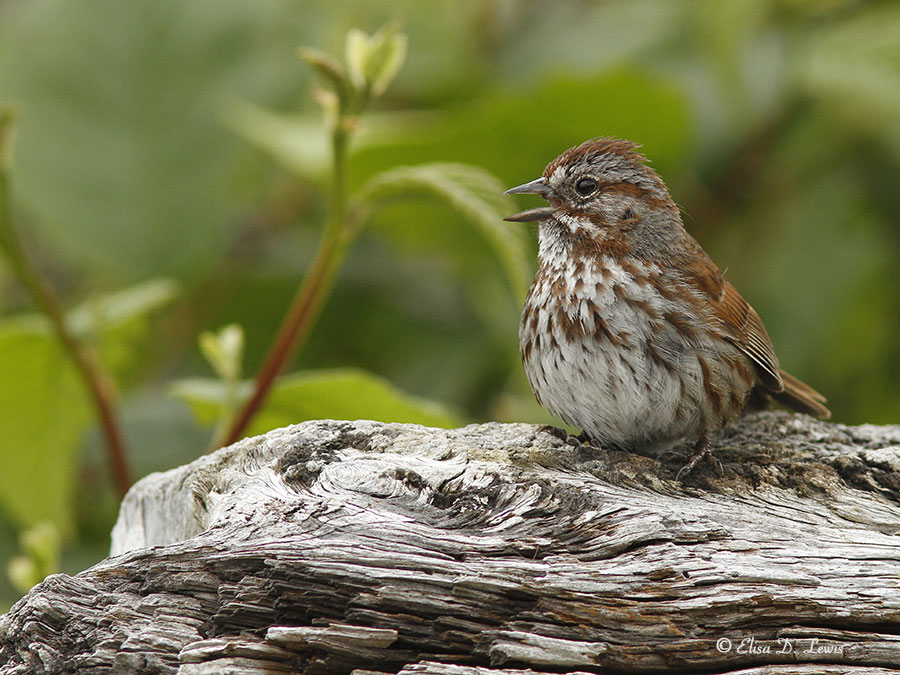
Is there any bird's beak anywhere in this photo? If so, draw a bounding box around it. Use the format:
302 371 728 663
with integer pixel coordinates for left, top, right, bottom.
504 177 554 198
503 177 557 222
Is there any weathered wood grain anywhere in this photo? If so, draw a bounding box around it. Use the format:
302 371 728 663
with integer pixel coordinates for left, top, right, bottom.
2 412 900 674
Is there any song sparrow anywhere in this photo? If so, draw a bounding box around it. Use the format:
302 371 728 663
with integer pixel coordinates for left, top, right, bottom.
506 137 829 464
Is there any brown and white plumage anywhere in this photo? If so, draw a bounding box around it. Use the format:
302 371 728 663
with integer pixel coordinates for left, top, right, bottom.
506 137 829 454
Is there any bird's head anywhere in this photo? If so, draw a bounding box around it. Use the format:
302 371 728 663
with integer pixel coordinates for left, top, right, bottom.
504 137 677 256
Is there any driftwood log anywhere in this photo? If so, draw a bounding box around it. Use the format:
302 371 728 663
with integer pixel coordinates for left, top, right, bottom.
2 412 900 674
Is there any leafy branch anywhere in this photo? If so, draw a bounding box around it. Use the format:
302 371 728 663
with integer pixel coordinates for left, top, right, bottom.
0 108 132 497
356 163 531 302
217 25 408 447
213 24 529 448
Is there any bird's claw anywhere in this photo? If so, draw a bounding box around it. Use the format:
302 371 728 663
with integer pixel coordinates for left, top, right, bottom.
675 438 722 481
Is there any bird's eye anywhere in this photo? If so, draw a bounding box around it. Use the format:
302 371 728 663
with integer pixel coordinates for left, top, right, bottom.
575 177 598 197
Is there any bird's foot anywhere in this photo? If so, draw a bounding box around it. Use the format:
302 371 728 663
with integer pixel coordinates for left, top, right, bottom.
566 430 602 449
675 436 722 481
538 425 570 443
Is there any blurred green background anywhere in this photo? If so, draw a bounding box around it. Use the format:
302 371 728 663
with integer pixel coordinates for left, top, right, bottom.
0 0 898 610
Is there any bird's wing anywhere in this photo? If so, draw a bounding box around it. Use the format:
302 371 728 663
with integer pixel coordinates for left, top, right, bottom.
713 281 784 392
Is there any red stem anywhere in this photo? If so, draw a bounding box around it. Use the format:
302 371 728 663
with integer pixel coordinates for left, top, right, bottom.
0 116 132 497
220 234 340 446
2 216 132 496
54 323 133 497
219 118 352 448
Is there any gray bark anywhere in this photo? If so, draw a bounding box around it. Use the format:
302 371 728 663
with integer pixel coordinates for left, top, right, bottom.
2 412 900 674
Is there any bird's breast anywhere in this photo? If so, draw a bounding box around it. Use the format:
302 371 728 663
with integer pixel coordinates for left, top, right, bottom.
518 255 734 448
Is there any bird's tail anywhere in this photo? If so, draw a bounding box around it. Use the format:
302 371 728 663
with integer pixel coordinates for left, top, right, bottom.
768 369 831 419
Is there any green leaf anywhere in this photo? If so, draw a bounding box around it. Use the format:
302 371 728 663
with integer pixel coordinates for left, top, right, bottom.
6 556 34 595
344 25 407 99
223 98 333 179
366 29 408 97
299 46 348 91
168 378 251 428
198 324 244 382
68 278 180 379
223 97 434 181
171 368 461 438
344 29 370 92
0 316 91 531
358 162 531 302
256 369 461 433
196 323 245 442
299 45 350 127
68 278 180 333
7 521 61 594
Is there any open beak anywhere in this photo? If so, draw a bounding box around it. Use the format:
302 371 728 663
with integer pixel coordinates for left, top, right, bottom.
503 177 557 222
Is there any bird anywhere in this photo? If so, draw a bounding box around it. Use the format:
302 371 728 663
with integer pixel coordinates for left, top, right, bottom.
505 137 829 469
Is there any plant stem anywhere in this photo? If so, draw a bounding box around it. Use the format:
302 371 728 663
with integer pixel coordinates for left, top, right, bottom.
0 111 132 497
220 121 355 447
